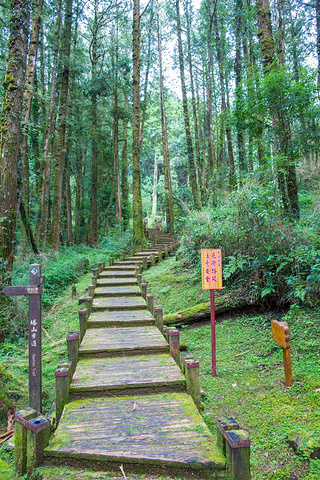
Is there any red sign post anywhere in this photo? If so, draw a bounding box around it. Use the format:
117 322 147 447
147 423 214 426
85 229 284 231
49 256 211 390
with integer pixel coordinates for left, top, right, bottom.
201 249 223 377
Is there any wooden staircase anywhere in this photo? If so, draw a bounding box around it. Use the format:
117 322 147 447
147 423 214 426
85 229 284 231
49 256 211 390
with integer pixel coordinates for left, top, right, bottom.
44 229 227 479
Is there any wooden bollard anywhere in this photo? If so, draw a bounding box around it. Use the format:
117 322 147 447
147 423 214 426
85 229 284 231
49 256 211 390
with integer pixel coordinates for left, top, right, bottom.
181 351 194 374
120 253 125 261
92 267 99 278
136 274 142 287
154 307 163 333
166 327 180 365
26 416 51 474
85 296 93 316
66 332 79 375
142 256 148 270
55 361 72 423
88 284 95 297
98 262 104 273
79 309 88 341
158 250 163 261
185 359 201 410
147 294 154 314
15 408 38 474
109 257 114 267
216 417 240 456
226 430 251 480
141 283 148 300
92 275 97 288
151 253 156 266
164 246 169 256
130 249 135 256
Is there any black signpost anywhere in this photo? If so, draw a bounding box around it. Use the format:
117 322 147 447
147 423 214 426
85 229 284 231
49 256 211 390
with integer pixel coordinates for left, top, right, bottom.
2 264 44 413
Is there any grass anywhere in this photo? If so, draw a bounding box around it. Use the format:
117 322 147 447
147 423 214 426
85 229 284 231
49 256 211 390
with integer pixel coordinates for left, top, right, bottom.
1 254 320 479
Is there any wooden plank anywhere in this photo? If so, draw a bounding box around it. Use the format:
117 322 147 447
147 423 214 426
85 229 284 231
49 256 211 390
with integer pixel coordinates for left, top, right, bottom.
99 271 137 278
96 277 137 287
92 297 147 311
44 393 226 472
94 286 141 297
87 310 155 328
70 354 185 393
103 265 137 271
79 326 169 356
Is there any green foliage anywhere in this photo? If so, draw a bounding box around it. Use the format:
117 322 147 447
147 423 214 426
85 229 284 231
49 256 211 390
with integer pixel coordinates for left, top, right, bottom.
179 181 320 306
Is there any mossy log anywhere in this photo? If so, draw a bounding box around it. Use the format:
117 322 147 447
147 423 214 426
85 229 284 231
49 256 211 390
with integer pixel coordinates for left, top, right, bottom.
164 293 249 326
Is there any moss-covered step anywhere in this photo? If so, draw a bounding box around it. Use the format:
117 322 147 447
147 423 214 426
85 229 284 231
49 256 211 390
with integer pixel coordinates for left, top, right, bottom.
79 326 169 357
94 286 141 297
103 265 137 271
69 354 186 398
87 310 155 328
98 270 137 278
92 296 147 311
44 393 226 478
96 277 137 287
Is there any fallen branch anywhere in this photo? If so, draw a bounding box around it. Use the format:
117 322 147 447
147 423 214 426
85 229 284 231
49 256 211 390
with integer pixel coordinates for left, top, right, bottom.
164 292 250 326
119 464 128 480
0 431 14 447
233 350 250 358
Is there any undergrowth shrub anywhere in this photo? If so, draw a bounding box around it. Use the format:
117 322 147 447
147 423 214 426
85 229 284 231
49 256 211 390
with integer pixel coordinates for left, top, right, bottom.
180 181 320 307
0 230 133 341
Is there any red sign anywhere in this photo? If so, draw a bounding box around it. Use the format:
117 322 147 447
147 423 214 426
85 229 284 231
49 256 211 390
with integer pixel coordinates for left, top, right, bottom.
201 249 223 290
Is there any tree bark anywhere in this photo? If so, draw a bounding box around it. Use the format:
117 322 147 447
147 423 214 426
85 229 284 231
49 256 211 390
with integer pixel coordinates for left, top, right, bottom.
175 0 201 210
157 9 174 234
49 0 74 250
0 0 30 280
132 0 144 245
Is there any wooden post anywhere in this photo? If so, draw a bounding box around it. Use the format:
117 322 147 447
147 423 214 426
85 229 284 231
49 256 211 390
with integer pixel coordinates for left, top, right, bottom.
141 283 148 300
226 430 251 480
85 296 93 316
142 256 148 270
26 416 51 474
92 267 99 277
66 332 79 375
147 294 154 313
55 361 72 423
109 257 114 267
136 274 142 287
272 320 293 387
185 360 201 410
166 327 180 365
92 276 97 288
88 284 95 297
154 307 163 333
15 408 38 475
120 253 125 261
130 249 135 256
151 253 156 265
78 309 88 341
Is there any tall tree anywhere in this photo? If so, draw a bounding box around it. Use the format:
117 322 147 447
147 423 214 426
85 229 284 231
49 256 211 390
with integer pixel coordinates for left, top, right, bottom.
50 0 74 250
0 0 30 280
175 0 202 210
132 0 144 244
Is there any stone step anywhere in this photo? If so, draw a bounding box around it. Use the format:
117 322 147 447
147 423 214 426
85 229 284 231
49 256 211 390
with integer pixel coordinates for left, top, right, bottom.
79 326 169 357
92 296 147 311
103 264 137 271
94 286 141 297
70 354 186 398
44 393 226 478
87 310 155 328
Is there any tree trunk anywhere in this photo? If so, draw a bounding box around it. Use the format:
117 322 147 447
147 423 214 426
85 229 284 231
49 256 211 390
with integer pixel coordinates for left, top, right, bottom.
132 0 144 245
38 0 62 246
205 1 216 173
0 0 30 280
157 9 174 234
49 0 74 250
121 95 130 230
316 0 320 93
175 0 201 210
235 0 246 174
151 151 158 222
113 11 122 232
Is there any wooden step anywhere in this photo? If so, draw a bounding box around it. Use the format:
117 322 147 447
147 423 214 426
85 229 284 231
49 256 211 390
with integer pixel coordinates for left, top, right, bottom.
70 354 186 397
44 393 226 478
94 286 141 297
92 296 147 311
87 310 155 328
96 277 137 287
79 326 169 357
99 270 137 278
103 265 137 271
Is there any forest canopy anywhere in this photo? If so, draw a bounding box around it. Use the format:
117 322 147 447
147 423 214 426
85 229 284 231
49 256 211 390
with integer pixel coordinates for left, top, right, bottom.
0 0 319 309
